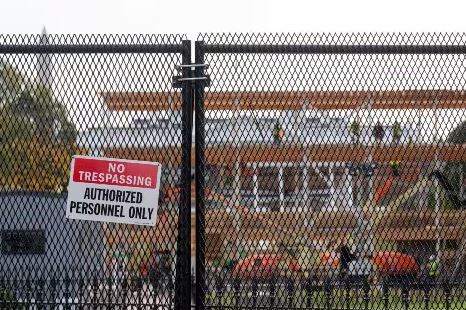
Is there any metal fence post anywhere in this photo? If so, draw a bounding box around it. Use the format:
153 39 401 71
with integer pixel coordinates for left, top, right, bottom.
25 276 31 308
234 279 241 307
92 277 98 310
324 280 332 310
107 277 113 310
122 278 128 308
287 278 294 309
423 282 430 310
402 286 409 310
36 279 44 310
215 275 223 309
363 281 370 310
78 278 84 310
270 278 276 307
444 283 452 310
305 277 314 309
251 281 258 308
382 281 389 310
195 40 207 310
345 278 351 310
174 39 193 310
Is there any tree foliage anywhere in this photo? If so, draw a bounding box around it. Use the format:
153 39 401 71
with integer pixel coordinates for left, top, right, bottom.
0 60 79 192
444 120 466 193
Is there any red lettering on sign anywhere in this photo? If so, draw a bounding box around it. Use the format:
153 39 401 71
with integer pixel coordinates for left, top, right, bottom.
72 158 158 189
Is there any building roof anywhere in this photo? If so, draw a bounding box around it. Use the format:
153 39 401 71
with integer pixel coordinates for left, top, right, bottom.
103 143 465 166
101 89 466 111
77 113 420 149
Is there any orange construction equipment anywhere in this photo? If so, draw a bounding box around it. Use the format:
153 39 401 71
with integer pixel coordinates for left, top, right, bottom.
374 176 394 204
374 251 419 275
320 251 419 275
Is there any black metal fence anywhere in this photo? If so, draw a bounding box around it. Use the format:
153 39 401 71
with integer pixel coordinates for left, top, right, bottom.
0 34 193 309
206 277 465 310
195 33 466 310
1 33 466 310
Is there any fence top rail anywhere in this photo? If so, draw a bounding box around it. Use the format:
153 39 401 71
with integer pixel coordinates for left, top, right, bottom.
201 43 466 54
0 43 186 54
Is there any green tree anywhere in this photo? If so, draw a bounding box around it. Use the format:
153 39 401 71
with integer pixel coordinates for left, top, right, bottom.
0 61 24 100
444 120 466 193
0 60 78 192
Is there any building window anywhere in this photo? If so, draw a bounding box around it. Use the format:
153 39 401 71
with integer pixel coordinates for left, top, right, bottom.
1 230 46 255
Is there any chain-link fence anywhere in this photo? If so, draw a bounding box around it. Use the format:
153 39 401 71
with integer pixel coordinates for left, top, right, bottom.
1 33 466 310
0 34 193 309
194 33 466 310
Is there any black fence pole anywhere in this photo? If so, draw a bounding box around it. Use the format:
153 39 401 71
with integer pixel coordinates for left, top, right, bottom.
50 277 57 307
195 40 207 310
136 277 143 310
287 279 294 309
363 281 370 310
109 277 115 309
345 278 351 310
92 277 98 310
78 279 84 310
270 278 276 308
423 282 430 310
174 39 193 310
383 281 389 310
122 278 128 308
251 281 258 308
36 279 44 310
402 286 409 310
25 276 31 308
305 278 314 309
234 279 241 307
64 275 71 310
444 283 452 310
215 275 223 309
324 280 332 310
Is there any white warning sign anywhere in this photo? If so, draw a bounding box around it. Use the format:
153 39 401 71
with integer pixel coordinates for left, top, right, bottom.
66 156 162 226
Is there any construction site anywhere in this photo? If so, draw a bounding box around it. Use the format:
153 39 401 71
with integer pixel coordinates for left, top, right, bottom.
78 89 466 287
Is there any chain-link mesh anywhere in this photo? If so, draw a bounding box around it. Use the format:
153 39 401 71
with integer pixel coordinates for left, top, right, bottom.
196 33 466 309
2 32 466 310
0 34 190 308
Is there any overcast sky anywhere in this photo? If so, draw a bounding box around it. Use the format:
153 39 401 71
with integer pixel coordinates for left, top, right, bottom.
1 0 466 36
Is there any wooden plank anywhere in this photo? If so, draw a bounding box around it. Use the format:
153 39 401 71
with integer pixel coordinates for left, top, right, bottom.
203 209 466 230
204 226 351 242
382 210 466 227
102 90 466 111
204 225 466 242
379 226 466 241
